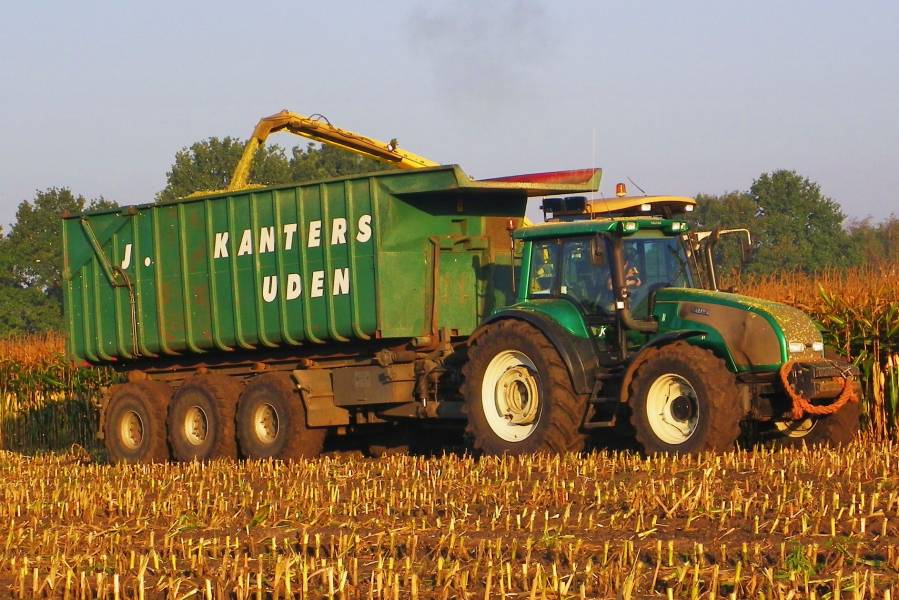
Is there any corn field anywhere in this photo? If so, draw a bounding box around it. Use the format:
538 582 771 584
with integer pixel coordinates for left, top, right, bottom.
3 444 899 598
0 334 116 453
739 264 899 438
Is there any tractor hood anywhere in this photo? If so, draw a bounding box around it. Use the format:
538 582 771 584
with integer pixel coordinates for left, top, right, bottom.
651 288 823 372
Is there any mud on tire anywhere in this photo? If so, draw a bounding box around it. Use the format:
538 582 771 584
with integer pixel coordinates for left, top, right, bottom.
628 342 743 454
167 375 241 462
461 319 587 455
104 381 171 464
236 373 325 460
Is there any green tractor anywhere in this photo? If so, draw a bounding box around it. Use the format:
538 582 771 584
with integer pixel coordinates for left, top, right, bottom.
462 192 860 454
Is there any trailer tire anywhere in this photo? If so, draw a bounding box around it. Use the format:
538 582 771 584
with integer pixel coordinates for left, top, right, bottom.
628 342 742 454
769 400 860 447
167 375 241 462
462 319 586 455
236 373 325 460
104 382 171 464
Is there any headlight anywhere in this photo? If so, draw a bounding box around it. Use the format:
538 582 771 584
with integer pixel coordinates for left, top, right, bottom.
788 342 805 354
812 341 824 353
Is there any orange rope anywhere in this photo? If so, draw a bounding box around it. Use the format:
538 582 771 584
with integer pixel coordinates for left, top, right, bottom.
778 360 859 420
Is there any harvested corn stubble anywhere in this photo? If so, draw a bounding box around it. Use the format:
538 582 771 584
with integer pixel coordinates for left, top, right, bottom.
2 440 899 598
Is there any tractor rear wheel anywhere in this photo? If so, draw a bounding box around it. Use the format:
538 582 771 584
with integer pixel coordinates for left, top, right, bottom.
628 342 742 454
167 375 241 462
462 319 586 455
104 381 171 464
236 373 325 460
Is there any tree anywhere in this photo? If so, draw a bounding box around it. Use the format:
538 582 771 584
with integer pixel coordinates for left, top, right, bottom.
156 137 293 202
687 191 758 276
0 188 116 335
156 137 391 202
748 170 856 273
290 143 388 181
848 215 899 266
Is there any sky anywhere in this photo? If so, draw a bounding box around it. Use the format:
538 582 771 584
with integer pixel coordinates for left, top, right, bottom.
1 1 897 229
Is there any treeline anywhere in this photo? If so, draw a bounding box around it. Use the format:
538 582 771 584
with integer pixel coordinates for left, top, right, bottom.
687 169 898 275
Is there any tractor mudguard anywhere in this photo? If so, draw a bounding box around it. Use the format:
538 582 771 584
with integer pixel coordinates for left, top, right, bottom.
478 311 600 395
619 330 707 403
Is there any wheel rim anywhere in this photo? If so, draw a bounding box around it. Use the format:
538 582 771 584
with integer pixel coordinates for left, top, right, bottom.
646 374 700 445
481 350 542 442
253 403 280 446
183 406 209 446
119 410 144 450
774 417 817 438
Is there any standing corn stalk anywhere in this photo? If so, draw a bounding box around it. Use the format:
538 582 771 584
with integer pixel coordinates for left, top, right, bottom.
741 264 899 437
0 333 118 453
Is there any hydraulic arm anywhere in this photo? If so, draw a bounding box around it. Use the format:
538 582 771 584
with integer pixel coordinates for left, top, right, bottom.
228 109 439 191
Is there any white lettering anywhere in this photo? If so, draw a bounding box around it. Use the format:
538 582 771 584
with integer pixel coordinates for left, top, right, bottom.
332 268 350 295
308 221 322 247
356 214 372 243
286 273 302 300
259 226 275 254
283 223 297 250
262 275 278 303
310 270 324 297
214 232 229 258
121 243 132 269
237 229 253 256
330 218 347 245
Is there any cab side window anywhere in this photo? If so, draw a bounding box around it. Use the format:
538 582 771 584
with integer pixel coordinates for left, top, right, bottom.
528 241 559 295
560 237 612 315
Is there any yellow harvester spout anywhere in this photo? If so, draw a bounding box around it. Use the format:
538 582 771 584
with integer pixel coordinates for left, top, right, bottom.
228 110 439 192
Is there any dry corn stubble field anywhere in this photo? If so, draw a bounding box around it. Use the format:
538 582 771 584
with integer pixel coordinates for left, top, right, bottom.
3 441 899 599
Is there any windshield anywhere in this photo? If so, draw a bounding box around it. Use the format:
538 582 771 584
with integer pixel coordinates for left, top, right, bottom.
623 234 693 318
527 233 693 317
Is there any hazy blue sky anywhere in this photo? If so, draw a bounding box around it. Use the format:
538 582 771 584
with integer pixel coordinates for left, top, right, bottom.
1 1 897 228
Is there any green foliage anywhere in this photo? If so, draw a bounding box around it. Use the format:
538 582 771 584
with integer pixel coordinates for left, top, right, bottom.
847 215 899 266
688 171 857 276
156 137 390 202
290 143 388 181
687 191 757 276
749 170 856 273
155 137 293 202
0 188 116 336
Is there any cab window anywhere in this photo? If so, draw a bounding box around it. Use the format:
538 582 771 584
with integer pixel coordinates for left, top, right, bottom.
528 241 559 295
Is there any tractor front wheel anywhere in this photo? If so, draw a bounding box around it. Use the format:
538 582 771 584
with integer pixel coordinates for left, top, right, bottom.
628 342 743 454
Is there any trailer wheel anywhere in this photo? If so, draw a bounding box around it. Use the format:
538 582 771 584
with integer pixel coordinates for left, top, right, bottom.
769 400 860 447
167 375 241 462
104 382 171 464
236 373 325 460
628 342 742 454
462 320 586 455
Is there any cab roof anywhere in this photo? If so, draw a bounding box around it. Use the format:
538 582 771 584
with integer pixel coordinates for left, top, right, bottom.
514 216 689 240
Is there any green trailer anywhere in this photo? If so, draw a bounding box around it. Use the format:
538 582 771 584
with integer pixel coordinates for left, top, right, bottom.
64 166 861 463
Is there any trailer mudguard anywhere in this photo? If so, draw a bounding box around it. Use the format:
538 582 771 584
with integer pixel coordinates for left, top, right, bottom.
478 310 600 395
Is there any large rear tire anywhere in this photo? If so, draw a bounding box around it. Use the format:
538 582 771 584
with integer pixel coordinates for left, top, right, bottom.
628 342 742 454
236 373 325 460
167 375 241 462
104 382 171 464
462 320 586 455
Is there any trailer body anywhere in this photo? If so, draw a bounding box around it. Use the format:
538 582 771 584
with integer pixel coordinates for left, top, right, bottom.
63 166 598 364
